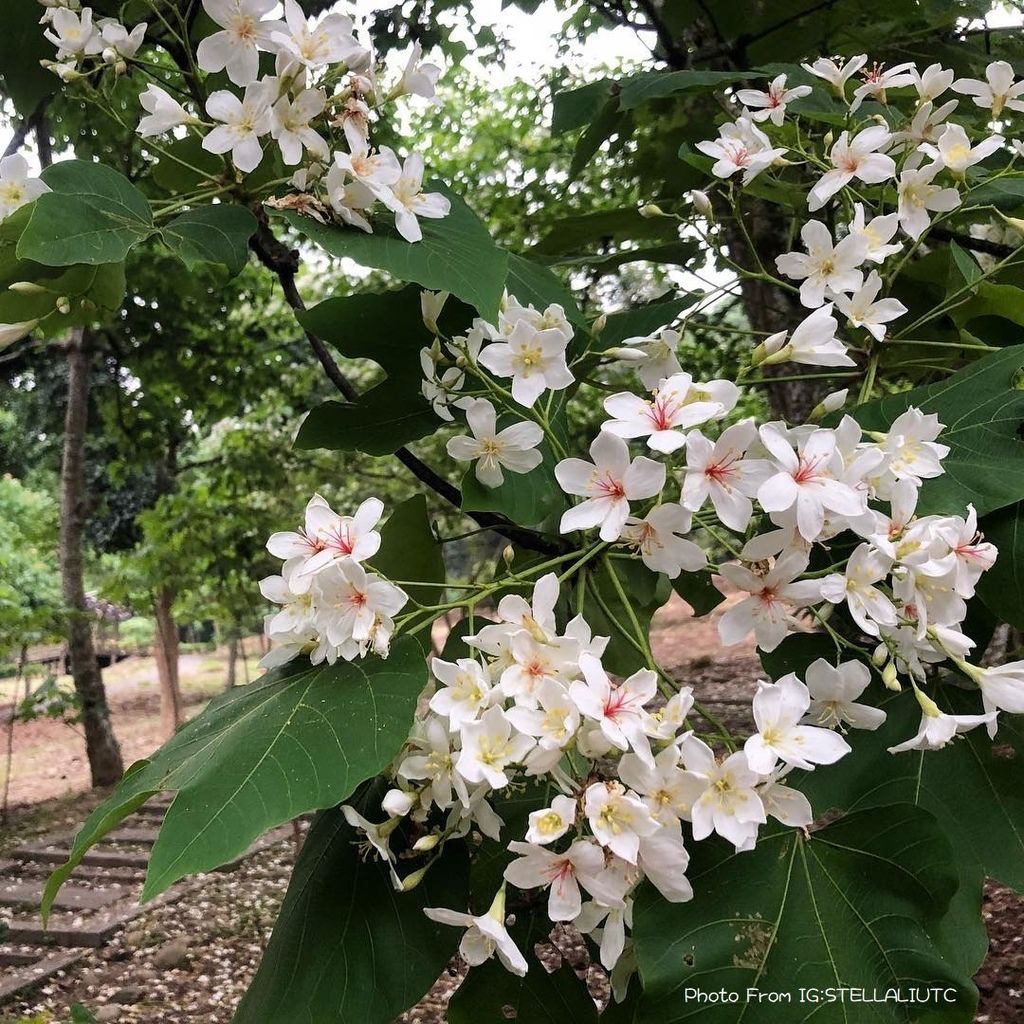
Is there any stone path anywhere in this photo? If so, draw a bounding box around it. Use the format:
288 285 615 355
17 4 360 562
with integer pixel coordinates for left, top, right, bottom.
0 794 294 1004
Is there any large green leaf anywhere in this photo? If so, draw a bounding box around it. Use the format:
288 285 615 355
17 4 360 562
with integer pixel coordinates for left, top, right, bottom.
551 79 615 135
596 298 690 351
532 208 681 258
234 806 469 1024
0 2 54 115
976 501 1024 628
370 494 446 607
160 204 256 276
852 345 1024 516
618 70 746 110
274 185 508 318
293 286 441 455
18 160 154 267
504 253 585 325
447 908 600 1024
796 686 1024 892
632 805 980 1023
43 637 428 911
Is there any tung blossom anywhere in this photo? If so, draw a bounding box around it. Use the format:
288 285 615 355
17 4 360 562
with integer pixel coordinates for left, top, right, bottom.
0 155 49 221
800 54 867 98
376 153 451 243
203 83 274 173
921 124 1003 176
696 116 786 184
833 270 908 341
735 74 811 125
136 85 194 138
776 220 867 308
808 126 895 211
896 163 961 240
478 319 573 409
952 60 1024 117
556 431 666 542
446 398 543 488
196 0 284 86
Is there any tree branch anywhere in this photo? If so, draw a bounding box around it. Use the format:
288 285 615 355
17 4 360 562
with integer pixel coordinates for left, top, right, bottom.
248 216 567 556
928 226 1019 260
3 97 50 160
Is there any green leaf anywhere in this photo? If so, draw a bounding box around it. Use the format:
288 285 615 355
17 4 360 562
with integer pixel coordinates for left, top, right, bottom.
447 908 600 1024
551 79 615 134
18 160 153 267
293 286 440 455
796 686 1024 892
948 241 983 290
44 637 428 911
370 494 445 607
596 298 690 351
962 176 1024 212
0 2 54 116
570 96 627 178
234 806 469 1024
532 208 681 259
632 805 980 1023
976 501 1024 628
160 204 256 276
757 632 838 681
670 571 724 618
274 184 508 318
618 70 746 110
852 345 1024 515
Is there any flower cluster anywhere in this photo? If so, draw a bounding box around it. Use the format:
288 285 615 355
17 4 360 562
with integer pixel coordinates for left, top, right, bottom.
36 0 450 243
259 494 408 666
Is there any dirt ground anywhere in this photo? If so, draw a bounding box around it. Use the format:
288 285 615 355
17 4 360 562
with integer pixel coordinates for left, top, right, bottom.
1 603 1022 1023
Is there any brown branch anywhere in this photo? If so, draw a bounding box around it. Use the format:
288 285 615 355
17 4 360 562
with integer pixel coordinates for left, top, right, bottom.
3 97 51 160
248 218 567 556
928 226 1019 260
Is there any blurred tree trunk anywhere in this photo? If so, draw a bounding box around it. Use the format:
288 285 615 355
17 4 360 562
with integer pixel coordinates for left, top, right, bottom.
226 634 238 691
60 329 123 787
153 587 182 737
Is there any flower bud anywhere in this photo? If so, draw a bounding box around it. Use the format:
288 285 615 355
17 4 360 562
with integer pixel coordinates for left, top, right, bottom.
685 189 713 217
382 788 415 817
56 296 71 315
871 643 888 667
8 281 48 296
603 346 646 363
413 833 440 852
882 661 901 691
401 865 430 891
102 46 118 64
913 684 941 716
591 313 607 336
808 388 849 423
502 544 515 567
823 130 834 148
639 203 665 219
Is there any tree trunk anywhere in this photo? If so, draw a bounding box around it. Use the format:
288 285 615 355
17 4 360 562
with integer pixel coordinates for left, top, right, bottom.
60 330 123 787
153 587 182 738
239 635 250 684
1 645 28 824
226 635 238 691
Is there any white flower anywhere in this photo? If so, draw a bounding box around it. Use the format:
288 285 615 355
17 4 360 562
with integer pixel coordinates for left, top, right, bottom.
0 155 49 221
776 220 867 308
43 7 102 60
735 74 811 125
556 431 665 542
718 550 823 653
196 0 283 86
685 189 712 216
340 805 401 886
429 657 492 728
883 408 950 484
259 570 315 636
0 321 39 350
618 745 707 823
136 84 194 138
888 688 996 753
333 139 402 190
524 794 577 845
952 60 1024 117
425 889 528 976
446 398 543 488
833 270 908 341
602 372 732 454
271 0 365 70
891 99 960 154
682 420 771 531
100 20 147 62
695 115 786 184
504 839 624 921
420 290 448 333
270 88 329 165
267 494 383 587
575 899 630 970
570 653 657 767
620 327 682 390
921 124 1003 176
621 503 706 579
477 319 573 409
203 82 274 173
912 63 954 103
821 543 897 637
848 203 902 264
757 425 865 541
936 505 997 599
961 661 1024 715
583 782 659 863
398 717 465 810
456 706 535 789
420 350 465 419
681 738 766 851
850 61 916 111
376 153 451 243
399 41 442 104
762 304 854 369
757 778 813 829
897 163 961 240
313 559 407 652
803 658 886 730
635 820 693 903
744 674 851 774
800 54 867 98
808 126 895 211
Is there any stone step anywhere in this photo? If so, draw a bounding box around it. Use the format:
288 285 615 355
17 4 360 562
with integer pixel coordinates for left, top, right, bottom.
9 845 149 870
0 949 86 1001
0 949 43 967
0 860 145 884
0 880 127 911
132 804 167 820
106 827 159 845
2 906 136 948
